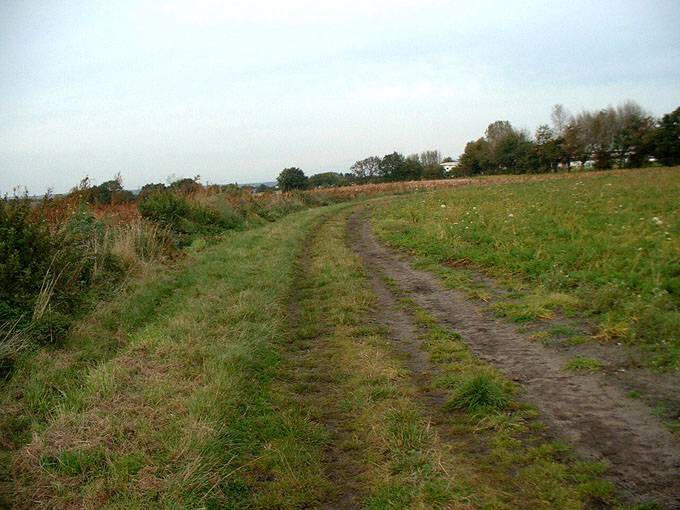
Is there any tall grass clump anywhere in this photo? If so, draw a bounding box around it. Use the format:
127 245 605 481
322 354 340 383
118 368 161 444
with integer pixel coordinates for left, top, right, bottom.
447 374 509 413
109 219 171 268
0 319 28 379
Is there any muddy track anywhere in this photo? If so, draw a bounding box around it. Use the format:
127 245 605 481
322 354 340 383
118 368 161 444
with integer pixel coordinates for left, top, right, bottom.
347 209 680 509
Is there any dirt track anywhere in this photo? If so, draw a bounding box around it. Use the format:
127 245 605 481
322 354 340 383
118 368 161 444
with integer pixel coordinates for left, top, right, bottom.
347 209 680 508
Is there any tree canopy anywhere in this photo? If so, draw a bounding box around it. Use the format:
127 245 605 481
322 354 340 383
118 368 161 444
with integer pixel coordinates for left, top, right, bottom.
277 167 308 191
457 101 676 175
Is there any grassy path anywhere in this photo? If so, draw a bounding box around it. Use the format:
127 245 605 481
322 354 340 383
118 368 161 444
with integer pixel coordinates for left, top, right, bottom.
284 210 463 508
276 206 614 508
4 201 641 508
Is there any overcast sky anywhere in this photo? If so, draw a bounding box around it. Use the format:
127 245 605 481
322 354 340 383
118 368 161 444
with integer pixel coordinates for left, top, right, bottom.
1 0 679 194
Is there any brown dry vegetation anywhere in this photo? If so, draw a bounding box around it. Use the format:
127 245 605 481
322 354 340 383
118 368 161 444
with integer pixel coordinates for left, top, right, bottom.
310 167 663 201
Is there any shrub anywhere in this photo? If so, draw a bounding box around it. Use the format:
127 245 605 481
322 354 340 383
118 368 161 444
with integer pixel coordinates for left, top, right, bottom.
265 196 306 220
31 309 72 345
139 191 241 241
138 191 192 229
0 196 53 323
1 200 130 355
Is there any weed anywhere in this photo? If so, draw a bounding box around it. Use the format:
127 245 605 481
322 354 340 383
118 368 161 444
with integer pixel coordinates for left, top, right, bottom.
594 319 630 342
385 409 431 451
548 324 578 337
528 330 553 345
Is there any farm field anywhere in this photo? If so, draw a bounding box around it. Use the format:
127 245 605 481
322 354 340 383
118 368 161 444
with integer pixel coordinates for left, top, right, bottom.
2 168 680 508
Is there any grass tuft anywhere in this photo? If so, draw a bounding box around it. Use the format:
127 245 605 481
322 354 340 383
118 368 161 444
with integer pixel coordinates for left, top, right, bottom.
564 356 605 372
446 374 509 413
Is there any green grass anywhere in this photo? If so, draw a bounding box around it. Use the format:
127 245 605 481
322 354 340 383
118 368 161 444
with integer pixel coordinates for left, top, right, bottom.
4 205 343 508
565 357 606 372
371 167 680 369
287 211 458 507
0 198 627 508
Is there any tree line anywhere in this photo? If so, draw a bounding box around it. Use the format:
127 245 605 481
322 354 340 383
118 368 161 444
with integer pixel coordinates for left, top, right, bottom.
457 102 680 175
277 150 451 191
277 101 679 190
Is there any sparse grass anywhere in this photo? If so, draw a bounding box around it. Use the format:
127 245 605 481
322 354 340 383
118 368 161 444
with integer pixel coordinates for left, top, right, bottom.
494 292 580 322
371 167 680 369
565 357 606 372
549 324 579 338
567 335 591 345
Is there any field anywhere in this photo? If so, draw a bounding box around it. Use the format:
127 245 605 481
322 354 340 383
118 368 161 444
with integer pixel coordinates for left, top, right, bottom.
372 168 680 369
2 168 679 508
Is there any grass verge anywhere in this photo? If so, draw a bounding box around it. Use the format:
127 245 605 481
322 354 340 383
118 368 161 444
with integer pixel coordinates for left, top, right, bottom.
4 206 338 508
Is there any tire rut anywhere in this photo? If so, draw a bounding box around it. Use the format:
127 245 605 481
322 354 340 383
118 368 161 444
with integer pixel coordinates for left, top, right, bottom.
347 209 680 509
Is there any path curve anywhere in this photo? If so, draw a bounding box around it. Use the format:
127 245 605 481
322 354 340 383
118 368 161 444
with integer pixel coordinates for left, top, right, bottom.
348 209 680 508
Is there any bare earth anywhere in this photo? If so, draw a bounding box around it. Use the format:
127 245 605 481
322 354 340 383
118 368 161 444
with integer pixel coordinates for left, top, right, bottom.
347 209 680 509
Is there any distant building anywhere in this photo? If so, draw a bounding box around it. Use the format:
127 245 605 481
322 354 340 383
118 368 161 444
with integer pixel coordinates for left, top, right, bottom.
440 160 459 172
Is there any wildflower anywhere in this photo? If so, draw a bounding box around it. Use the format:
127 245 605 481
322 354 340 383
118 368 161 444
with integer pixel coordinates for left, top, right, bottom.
440 204 446 208
508 213 514 218
651 217 663 225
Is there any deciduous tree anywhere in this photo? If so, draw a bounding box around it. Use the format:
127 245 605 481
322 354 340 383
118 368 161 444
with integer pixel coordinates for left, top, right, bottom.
277 167 308 191
350 156 381 182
